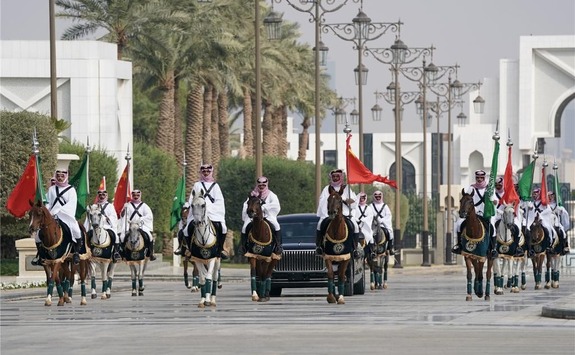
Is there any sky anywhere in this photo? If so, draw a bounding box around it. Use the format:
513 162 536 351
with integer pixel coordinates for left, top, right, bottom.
1 0 574 136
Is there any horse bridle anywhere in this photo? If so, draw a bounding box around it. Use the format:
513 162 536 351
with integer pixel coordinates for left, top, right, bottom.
247 196 263 219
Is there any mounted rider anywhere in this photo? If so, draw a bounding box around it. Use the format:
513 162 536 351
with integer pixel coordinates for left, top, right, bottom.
84 189 122 262
119 190 156 261
173 202 190 256
184 164 228 259
240 176 282 254
370 190 395 255
45 169 84 265
523 187 556 247
547 190 570 254
315 169 360 255
353 192 373 256
452 169 497 256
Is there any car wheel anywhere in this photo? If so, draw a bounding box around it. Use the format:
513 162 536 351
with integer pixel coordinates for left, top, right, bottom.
269 286 282 297
344 261 354 297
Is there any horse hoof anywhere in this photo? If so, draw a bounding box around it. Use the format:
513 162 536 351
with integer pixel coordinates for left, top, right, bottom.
484 295 490 301
466 295 472 301
101 294 108 300
138 292 144 296
132 291 137 296
91 294 97 299
198 303 205 309
327 294 337 304
383 283 388 289
521 284 526 290
204 301 211 306
57 301 65 306
106 293 111 299
44 301 52 307
370 283 375 290
81 298 87 306
252 295 259 302
544 283 551 289
337 296 345 304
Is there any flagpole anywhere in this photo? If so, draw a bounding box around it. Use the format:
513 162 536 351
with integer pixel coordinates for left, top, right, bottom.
122 146 131 237
344 122 352 219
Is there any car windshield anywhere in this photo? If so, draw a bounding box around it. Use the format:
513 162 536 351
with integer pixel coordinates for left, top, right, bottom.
281 221 316 244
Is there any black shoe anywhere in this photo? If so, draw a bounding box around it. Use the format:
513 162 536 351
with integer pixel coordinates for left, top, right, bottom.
315 246 323 255
149 253 156 261
528 250 535 258
219 251 229 260
451 245 462 255
174 246 183 256
31 255 42 266
73 253 80 265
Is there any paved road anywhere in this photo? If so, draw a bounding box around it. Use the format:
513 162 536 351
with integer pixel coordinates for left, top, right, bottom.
1 266 574 355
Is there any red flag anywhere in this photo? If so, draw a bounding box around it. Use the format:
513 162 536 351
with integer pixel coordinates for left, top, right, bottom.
113 163 131 218
501 145 520 207
346 135 397 188
94 176 106 203
540 165 548 206
6 154 38 218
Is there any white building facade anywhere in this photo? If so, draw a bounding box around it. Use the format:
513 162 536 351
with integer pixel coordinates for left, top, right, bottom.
0 40 133 178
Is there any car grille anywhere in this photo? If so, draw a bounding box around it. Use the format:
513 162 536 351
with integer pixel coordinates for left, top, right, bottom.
274 250 325 272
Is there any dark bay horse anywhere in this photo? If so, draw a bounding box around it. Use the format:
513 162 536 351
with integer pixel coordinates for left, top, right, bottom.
528 214 552 290
28 201 89 306
368 216 390 290
318 186 354 304
244 194 282 302
458 189 493 301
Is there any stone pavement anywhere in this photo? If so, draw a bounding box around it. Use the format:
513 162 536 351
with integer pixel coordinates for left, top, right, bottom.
1 261 573 319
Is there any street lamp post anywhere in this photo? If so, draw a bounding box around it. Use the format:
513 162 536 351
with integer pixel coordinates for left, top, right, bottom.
272 0 355 206
366 41 433 267
330 96 357 167
402 59 457 266
324 7 401 192
427 74 484 264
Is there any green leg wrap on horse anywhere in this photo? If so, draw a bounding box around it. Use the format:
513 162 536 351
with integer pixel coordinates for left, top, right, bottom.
81 283 86 297
545 270 550 283
67 286 73 298
205 279 213 295
138 279 144 289
131 279 137 290
467 280 472 295
251 277 257 293
378 273 383 285
521 272 526 285
184 273 189 287
266 278 271 295
328 279 335 294
370 272 375 283
57 285 64 298
200 284 207 297
101 280 108 293
211 279 217 295
91 276 96 290
108 278 113 290
258 280 266 299
337 280 344 297
506 277 512 288
556 271 560 282
47 281 54 296
193 276 199 287
485 280 491 295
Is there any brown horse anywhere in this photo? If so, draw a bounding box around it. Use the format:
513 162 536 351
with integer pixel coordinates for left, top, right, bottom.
458 189 493 301
244 194 282 302
318 186 353 304
528 214 551 290
28 201 89 306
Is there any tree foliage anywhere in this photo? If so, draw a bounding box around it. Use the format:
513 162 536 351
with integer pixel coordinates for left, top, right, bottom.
1 111 59 236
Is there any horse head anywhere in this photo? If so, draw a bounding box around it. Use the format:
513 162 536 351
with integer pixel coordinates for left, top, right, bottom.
87 204 103 229
28 200 60 247
327 186 343 219
191 189 207 224
501 203 516 229
371 216 384 244
530 213 545 244
458 188 475 219
246 194 263 220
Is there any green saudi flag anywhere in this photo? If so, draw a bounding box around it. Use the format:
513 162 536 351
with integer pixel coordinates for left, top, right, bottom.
483 139 500 219
170 175 186 230
554 169 563 206
518 160 535 201
35 154 47 204
69 152 89 219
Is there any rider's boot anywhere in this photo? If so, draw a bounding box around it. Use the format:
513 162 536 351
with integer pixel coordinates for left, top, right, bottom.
72 238 83 265
489 235 499 258
31 242 43 266
174 233 184 256
238 232 248 255
352 233 363 259
451 231 463 255
564 235 570 254
315 230 323 255
387 238 396 255
148 240 157 261
273 229 283 254
218 233 229 260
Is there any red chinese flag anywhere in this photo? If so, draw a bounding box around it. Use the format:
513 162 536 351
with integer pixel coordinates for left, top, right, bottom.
113 163 131 218
501 145 520 207
346 135 397 188
6 155 38 218
540 165 548 206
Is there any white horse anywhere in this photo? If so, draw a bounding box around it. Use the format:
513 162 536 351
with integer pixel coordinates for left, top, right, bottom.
124 216 148 296
86 204 117 300
189 190 221 308
546 211 565 288
494 204 525 294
